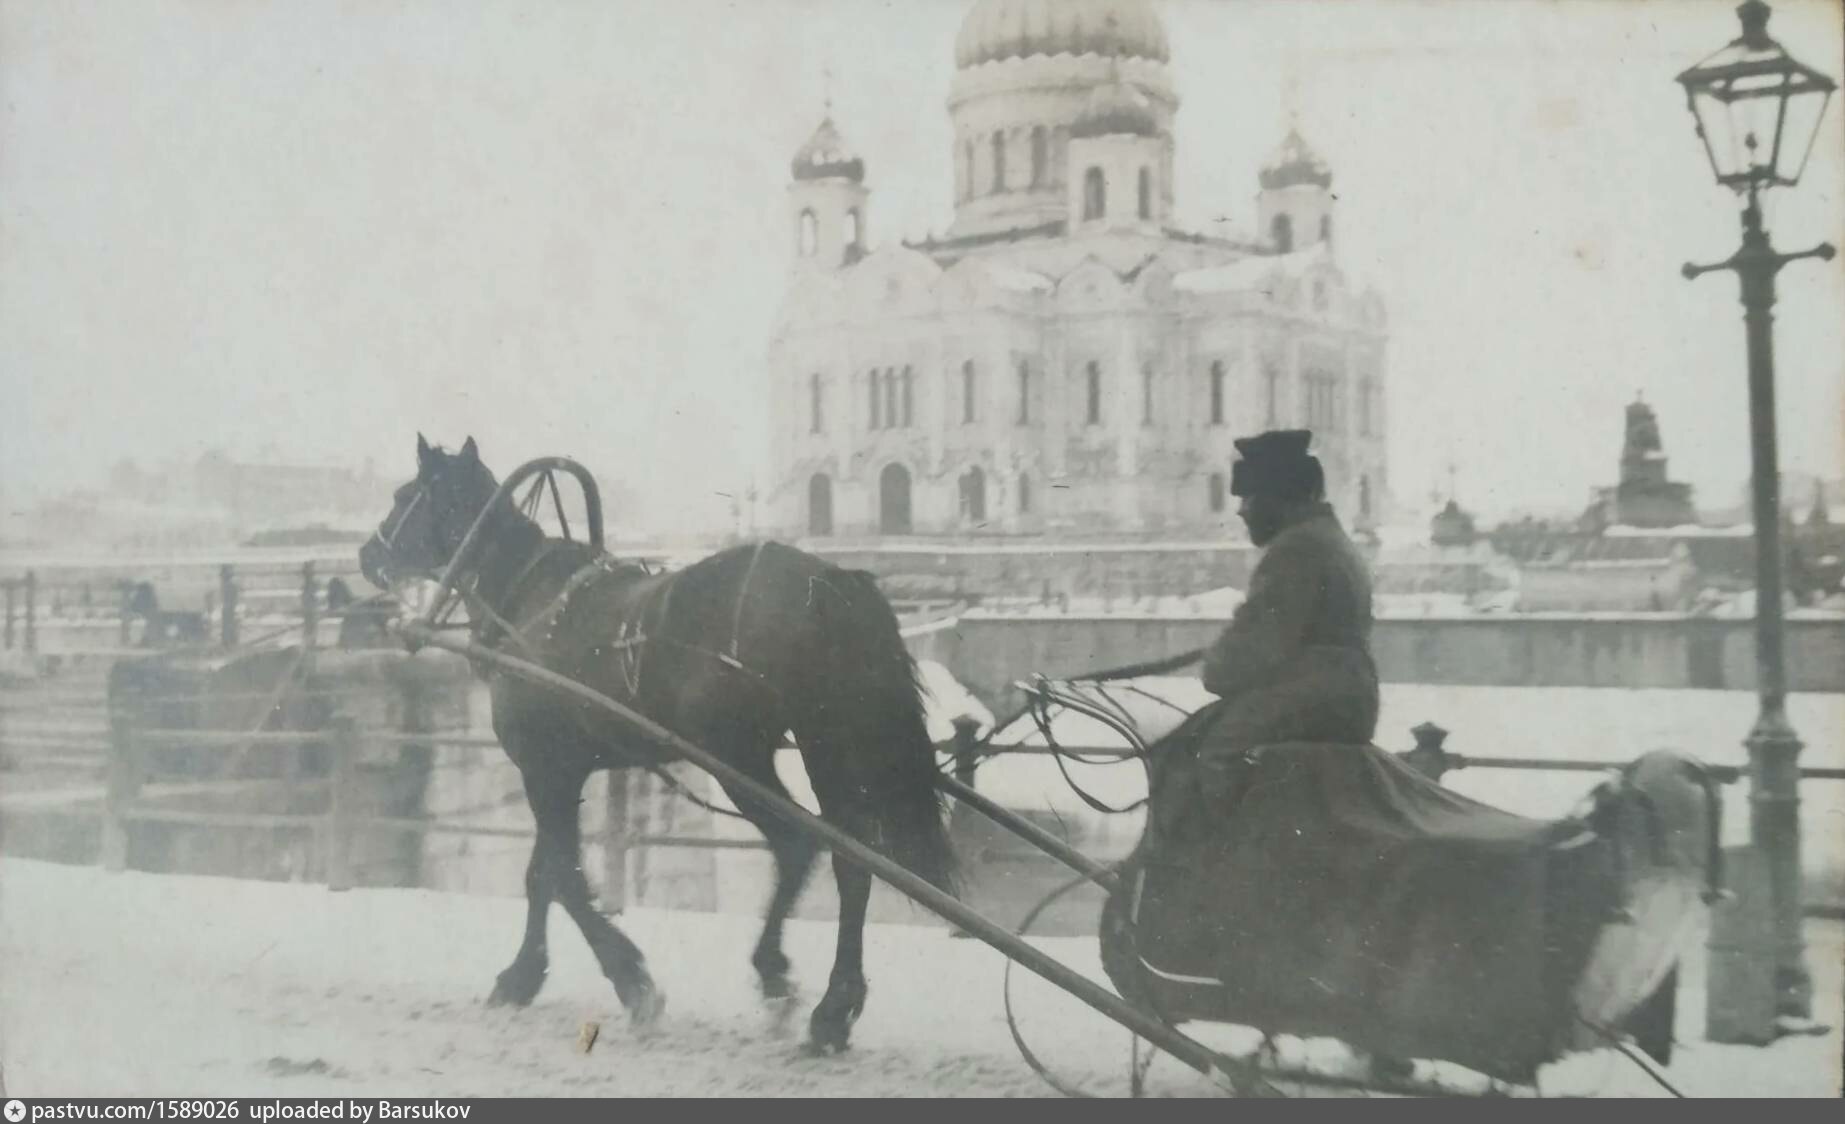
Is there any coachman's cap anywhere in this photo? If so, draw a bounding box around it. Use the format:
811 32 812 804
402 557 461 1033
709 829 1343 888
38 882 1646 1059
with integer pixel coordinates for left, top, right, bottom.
1230 429 1323 499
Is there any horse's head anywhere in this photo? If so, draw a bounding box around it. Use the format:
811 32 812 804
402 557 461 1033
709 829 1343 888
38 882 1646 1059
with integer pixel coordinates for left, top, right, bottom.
359 434 502 590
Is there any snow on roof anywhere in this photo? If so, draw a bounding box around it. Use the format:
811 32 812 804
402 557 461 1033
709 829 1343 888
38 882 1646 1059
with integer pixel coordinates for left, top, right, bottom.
1172 241 1330 295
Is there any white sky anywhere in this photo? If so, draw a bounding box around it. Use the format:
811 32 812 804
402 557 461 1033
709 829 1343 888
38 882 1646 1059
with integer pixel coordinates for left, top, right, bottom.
3 0 1842 535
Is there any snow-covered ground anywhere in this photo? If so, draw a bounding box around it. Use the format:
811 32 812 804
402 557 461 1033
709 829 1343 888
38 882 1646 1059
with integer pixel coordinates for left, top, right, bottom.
0 858 1838 1098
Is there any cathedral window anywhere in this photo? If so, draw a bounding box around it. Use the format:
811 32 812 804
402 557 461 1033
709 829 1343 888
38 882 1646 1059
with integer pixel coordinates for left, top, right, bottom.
963 139 976 201
1137 168 1152 220
809 373 824 434
1359 474 1373 521
1016 362 1030 425
1271 213 1293 253
1083 168 1105 221
799 210 818 257
1030 127 1048 187
1141 363 1154 426
991 131 1006 194
1085 361 1102 425
901 366 914 427
1209 360 1226 426
962 360 977 424
883 368 899 429
808 474 833 536
844 209 861 252
1209 473 1227 514
1018 473 1032 514
868 369 880 429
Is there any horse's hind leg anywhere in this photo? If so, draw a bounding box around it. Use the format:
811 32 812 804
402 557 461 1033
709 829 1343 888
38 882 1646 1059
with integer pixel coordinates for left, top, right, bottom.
808 851 872 1055
543 765 664 1025
714 749 820 1007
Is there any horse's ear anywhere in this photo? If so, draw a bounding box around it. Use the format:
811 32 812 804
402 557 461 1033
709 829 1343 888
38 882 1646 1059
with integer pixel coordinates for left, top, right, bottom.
460 436 479 463
417 433 433 466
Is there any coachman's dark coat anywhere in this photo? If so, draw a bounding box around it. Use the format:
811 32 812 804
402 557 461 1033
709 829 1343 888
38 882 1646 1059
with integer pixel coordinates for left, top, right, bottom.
1194 501 1379 749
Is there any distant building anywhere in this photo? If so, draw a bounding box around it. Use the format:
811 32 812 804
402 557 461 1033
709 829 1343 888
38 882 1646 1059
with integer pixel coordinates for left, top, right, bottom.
1579 397 1698 531
1429 499 1478 549
764 0 1390 541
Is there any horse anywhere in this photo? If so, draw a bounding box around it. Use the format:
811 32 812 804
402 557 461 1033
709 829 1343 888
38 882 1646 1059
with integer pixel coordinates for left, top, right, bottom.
358 435 956 1053
125 581 209 648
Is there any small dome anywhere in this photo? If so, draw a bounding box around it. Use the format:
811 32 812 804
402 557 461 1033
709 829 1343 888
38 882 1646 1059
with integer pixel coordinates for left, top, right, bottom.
1260 127 1332 190
955 0 1170 69
1070 76 1159 139
791 117 865 183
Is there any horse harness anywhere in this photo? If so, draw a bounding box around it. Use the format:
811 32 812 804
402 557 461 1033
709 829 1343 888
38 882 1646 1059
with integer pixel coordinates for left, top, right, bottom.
470 540 775 702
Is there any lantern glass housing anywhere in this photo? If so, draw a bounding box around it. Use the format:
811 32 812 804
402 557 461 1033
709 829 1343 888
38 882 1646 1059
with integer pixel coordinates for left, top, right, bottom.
1677 1 1837 193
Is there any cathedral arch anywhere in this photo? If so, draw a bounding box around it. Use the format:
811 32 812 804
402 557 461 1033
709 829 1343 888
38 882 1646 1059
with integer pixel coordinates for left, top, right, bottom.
1137 167 1152 220
1209 360 1226 426
844 208 861 252
879 463 913 535
799 209 818 257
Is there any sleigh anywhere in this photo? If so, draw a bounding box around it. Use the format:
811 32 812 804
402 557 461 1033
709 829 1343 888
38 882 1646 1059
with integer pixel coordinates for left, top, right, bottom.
1012 677 1726 1091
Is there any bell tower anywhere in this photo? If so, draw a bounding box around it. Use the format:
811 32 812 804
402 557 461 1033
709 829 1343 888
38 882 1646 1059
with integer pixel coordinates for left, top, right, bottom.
788 110 869 269
1257 126 1335 254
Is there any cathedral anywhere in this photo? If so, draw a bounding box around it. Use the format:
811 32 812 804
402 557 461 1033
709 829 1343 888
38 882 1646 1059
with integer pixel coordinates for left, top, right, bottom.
764 0 1389 540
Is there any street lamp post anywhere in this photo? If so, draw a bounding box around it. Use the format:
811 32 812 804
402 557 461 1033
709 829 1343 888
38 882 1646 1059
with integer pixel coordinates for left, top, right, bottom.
1676 0 1836 1035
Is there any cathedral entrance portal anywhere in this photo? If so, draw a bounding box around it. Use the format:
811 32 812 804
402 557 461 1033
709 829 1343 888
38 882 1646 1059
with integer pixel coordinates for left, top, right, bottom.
880 463 912 535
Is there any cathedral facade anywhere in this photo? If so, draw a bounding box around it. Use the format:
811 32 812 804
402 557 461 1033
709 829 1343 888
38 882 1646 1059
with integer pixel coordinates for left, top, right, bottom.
764 0 1389 540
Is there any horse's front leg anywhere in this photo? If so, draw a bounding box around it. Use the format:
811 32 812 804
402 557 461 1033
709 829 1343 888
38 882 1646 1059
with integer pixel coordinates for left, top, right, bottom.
808 852 871 1054
487 830 553 1007
545 767 665 1026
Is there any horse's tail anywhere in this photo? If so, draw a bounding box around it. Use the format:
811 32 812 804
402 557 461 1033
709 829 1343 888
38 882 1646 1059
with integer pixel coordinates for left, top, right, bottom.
803 566 959 896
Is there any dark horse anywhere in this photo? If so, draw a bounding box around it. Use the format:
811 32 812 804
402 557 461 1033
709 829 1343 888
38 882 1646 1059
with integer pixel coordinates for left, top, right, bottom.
358 436 956 1052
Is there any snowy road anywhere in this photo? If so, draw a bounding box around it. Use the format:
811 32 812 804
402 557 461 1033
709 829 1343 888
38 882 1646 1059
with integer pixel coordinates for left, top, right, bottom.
3 859 1840 1097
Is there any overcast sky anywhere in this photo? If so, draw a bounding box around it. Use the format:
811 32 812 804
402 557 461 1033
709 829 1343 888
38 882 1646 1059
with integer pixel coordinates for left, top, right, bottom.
3 0 1842 535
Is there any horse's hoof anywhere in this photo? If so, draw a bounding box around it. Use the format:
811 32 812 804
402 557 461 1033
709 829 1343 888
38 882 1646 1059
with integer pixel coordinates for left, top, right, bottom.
625 981 667 1030
487 964 545 1008
763 992 802 1039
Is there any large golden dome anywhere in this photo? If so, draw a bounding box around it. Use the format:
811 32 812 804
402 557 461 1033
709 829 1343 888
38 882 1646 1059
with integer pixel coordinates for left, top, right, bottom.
954 0 1170 70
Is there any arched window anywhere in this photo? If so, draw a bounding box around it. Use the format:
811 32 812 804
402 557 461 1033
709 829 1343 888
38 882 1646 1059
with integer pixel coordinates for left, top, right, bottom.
1320 214 1333 246
1137 167 1152 220
1016 361 1031 425
991 131 1006 194
1209 473 1227 514
1085 360 1102 425
960 467 987 523
867 369 880 429
1141 362 1154 426
808 474 833 536
809 373 824 434
1018 473 1032 515
961 360 977 424
844 208 861 251
880 463 912 535
1271 213 1293 253
1030 126 1048 187
1209 360 1226 426
1083 167 1105 221
901 366 914 427
883 368 898 429
963 139 976 201
799 209 818 257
